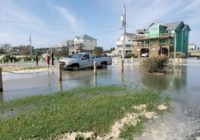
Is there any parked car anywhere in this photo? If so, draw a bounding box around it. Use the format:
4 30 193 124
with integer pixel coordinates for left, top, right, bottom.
141 53 149 57
59 53 112 70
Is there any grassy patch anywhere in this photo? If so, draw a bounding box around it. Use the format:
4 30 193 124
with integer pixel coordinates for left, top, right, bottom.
120 117 146 140
2 65 47 72
0 85 165 139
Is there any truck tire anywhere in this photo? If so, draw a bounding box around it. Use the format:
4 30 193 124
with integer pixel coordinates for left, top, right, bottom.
101 61 107 69
72 64 79 71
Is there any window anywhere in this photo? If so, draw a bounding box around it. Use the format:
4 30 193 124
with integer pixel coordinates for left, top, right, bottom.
82 54 90 60
126 44 131 48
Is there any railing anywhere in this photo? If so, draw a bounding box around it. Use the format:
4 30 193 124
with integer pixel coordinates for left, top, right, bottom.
133 42 174 47
133 33 174 40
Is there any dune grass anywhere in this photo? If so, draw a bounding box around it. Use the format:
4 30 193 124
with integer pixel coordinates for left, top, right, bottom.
0 85 164 139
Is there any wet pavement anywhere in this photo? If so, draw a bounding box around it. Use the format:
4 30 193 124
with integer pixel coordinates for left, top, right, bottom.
1 58 200 139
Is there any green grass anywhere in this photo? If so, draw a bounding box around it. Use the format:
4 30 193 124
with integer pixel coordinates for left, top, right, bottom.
2 65 47 72
0 85 165 139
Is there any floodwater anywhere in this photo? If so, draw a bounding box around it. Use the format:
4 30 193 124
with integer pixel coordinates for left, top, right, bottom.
1 58 200 139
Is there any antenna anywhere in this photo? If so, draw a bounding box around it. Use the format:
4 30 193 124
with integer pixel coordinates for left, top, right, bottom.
29 34 32 56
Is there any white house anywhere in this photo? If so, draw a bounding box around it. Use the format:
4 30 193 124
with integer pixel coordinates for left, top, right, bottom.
189 43 197 50
69 34 97 55
56 40 73 48
112 33 136 56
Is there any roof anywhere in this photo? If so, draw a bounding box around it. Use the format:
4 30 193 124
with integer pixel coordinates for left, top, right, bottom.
80 34 97 41
126 33 136 37
182 24 191 31
116 33 136 41
163 21 183 30
136 28 148 34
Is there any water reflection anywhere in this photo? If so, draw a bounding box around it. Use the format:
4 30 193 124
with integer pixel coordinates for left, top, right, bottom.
62 71 93 84
141 73 170 90
0 92 3 102
141 66 187 91
121 71 125 83
58 81 62 92
171 66 187 90
48 71 51 89
93 75 97 87
0 64 193 102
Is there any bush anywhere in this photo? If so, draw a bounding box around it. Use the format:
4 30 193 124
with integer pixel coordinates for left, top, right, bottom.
169 52 186 58
176 52 186 58
143 56 168 73
16 56 36 62
0 55 17 62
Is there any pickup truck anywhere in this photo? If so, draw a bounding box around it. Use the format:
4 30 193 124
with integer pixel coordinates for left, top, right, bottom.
59 53 112 70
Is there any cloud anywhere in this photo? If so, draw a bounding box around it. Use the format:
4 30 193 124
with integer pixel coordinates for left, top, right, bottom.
181 0 200 13
0 0 70 47
0 0 44 31
54 5 79 31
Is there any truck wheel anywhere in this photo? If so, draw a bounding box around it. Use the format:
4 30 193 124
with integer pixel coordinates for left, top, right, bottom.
72 65 79 71
101 62 107 69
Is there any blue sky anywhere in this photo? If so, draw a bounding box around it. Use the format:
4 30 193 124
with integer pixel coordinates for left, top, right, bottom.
0 0 200 49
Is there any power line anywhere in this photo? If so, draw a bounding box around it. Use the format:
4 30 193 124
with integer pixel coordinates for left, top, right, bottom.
127 14 200 28
1 13 199 29
0 19 119 28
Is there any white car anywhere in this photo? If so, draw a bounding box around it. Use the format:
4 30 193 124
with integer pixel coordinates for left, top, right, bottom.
141 53 149 57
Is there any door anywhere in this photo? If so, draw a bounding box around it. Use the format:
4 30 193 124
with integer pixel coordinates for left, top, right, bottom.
80 54 92 68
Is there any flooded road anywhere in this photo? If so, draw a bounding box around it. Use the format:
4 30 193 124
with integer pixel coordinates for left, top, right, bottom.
1 59 200 139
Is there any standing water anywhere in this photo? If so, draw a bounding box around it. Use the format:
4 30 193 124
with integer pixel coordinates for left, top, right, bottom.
1 59 200 139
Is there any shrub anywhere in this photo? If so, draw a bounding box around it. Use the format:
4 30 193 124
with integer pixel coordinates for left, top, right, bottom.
16 56 36 62
143 56 168 73
176 52 186 58
0 55 17 62
169 52 186 58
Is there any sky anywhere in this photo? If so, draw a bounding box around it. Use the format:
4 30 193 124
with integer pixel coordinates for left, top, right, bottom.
0 0 200 49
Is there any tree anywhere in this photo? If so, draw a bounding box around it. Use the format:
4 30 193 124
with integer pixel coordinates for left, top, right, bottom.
93 46 104 56
104 47 115 53
0 43 12 54
17 45 32 55
54 47 69 58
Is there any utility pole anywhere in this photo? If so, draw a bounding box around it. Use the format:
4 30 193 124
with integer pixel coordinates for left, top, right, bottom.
174 31 176 63
120 5 126 72
29 34 32 56
121 5 126 60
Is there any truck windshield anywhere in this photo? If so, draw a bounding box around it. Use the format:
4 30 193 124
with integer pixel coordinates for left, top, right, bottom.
72 54 82 59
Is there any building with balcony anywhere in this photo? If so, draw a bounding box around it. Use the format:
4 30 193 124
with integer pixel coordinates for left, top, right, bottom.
69 34 97 55
112 33 136 56
132 21 190 57
189 43 197 50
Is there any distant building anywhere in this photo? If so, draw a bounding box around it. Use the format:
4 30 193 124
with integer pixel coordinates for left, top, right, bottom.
55 34 97 55
112 33 136 56
69 34 97 55
132 21 191 57
56 40 73 48
189 43 197 50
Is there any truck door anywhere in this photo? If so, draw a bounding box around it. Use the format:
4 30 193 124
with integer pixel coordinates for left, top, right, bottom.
80 54 92 68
